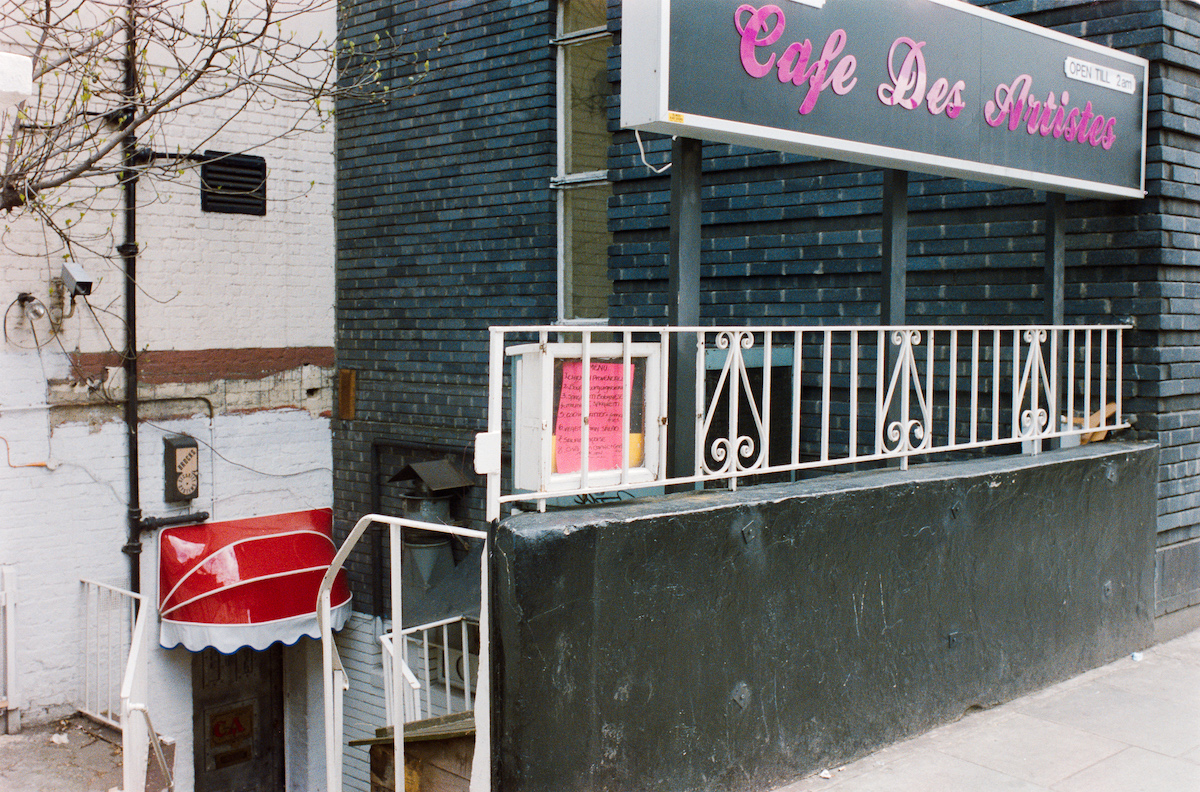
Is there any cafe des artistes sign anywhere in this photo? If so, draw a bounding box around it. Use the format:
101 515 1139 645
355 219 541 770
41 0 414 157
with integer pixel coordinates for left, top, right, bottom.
621 0 1148 198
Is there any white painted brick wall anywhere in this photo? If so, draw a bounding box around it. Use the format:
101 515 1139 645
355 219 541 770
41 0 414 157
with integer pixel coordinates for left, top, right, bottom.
130 98 335 351
2 96 333 357
2 9 336 789
1 369 333 787
338 613 390 792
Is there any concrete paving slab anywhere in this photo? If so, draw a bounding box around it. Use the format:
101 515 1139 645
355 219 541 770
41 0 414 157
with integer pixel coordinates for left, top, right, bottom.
779 749 1052 792
936 711 1125 786
1016 681 1200 757
1048 746 1200 792
0 714 122 792
1101 654 1200 709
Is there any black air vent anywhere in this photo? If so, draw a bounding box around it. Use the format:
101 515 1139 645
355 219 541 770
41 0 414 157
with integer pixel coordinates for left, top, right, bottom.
200 151 267 215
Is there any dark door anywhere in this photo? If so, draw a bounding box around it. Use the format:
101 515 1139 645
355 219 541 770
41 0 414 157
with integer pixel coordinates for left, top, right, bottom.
192 645 284 792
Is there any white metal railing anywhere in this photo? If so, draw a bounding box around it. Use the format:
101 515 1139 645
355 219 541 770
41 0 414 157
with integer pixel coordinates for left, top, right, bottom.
80 579 138 729
80 580 173 791
379 632 421 727
120 594 175 792
2 566 17 734
318 515 489 792
476 324 1129 520
381 616 480 726
88 581 174 792
125 703 174 792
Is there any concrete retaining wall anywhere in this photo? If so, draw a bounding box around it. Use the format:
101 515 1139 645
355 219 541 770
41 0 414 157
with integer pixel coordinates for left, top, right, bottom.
493 443 1158 792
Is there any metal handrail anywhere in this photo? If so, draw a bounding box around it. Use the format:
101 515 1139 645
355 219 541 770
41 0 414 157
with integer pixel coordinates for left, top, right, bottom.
2 566 17 733
114 583 169 792
127 703 174 792
317 514 488 792
383 616 480 724
379 632 422 726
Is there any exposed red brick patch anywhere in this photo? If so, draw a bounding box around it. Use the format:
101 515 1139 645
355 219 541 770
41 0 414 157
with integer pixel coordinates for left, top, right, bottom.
70 347 335 385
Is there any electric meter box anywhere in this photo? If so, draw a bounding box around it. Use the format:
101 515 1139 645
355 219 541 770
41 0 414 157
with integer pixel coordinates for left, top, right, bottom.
164 435 200 503
509 342 662 494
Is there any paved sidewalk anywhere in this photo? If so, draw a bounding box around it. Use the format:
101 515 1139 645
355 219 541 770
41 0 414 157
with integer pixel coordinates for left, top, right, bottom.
780 628 1200 792
1 635 1195 792
0 714 122 792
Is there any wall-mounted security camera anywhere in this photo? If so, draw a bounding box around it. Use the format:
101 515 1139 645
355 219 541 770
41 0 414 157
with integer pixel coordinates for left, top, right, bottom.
61 261 93 297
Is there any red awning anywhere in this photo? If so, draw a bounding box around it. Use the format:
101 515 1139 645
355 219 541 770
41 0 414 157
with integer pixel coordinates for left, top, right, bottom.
158 509 351 653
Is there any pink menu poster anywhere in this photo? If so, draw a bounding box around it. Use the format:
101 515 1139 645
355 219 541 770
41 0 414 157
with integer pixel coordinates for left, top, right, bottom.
555 360 634 474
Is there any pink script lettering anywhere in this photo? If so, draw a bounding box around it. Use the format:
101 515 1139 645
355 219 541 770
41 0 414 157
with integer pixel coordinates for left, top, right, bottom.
877 37 965 118
735 5 857 115
986 75 1117 150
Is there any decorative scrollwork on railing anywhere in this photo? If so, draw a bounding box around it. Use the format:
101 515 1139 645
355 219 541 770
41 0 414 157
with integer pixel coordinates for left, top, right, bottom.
885 418 927 455
1023 328 1048 345
878 329 932 456
1020 408 1050 437
713 329 755 352
708 435 758 467
1016 329 1055 439
486 323 1128 519
700 330 768 476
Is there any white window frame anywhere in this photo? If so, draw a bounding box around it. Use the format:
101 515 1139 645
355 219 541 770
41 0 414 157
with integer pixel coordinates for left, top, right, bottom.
553 7 612 324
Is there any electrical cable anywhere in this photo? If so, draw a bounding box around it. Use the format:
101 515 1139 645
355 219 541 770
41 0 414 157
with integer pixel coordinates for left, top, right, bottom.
636 130 671 175
0 435 50 469
3 295 56 349
139 418 332 479
52 460 128 505
0 419 127 502
65 297 128 403
81 295 128 350
52 329 116 399
29 316 50 381
1 296 19 346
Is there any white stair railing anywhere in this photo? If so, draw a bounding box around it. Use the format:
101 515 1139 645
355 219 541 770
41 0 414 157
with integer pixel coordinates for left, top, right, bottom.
80 579 138 729
318 514 489 792
117 588 174 792
1 566 18 734
381 616 480 726
379 632 422 727
85 581 174 792
125 703 175 792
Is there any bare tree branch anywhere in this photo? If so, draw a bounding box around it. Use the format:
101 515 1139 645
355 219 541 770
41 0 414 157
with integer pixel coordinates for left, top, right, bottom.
0 0 419 237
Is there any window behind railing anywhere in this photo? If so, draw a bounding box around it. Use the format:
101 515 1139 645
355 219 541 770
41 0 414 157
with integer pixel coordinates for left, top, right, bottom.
553 0 613 322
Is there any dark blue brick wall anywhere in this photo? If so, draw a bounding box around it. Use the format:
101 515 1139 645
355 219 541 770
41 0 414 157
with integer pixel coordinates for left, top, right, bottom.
335 0 557 611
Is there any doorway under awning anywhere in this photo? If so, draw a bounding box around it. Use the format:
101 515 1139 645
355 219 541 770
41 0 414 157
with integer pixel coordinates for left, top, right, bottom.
158 509 351 653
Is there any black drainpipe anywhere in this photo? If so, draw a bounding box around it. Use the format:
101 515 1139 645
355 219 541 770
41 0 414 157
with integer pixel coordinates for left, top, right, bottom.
119 0 143 597
118 4 207 599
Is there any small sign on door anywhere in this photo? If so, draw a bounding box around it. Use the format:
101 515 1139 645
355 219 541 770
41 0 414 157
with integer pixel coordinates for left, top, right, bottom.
208 703 254 769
